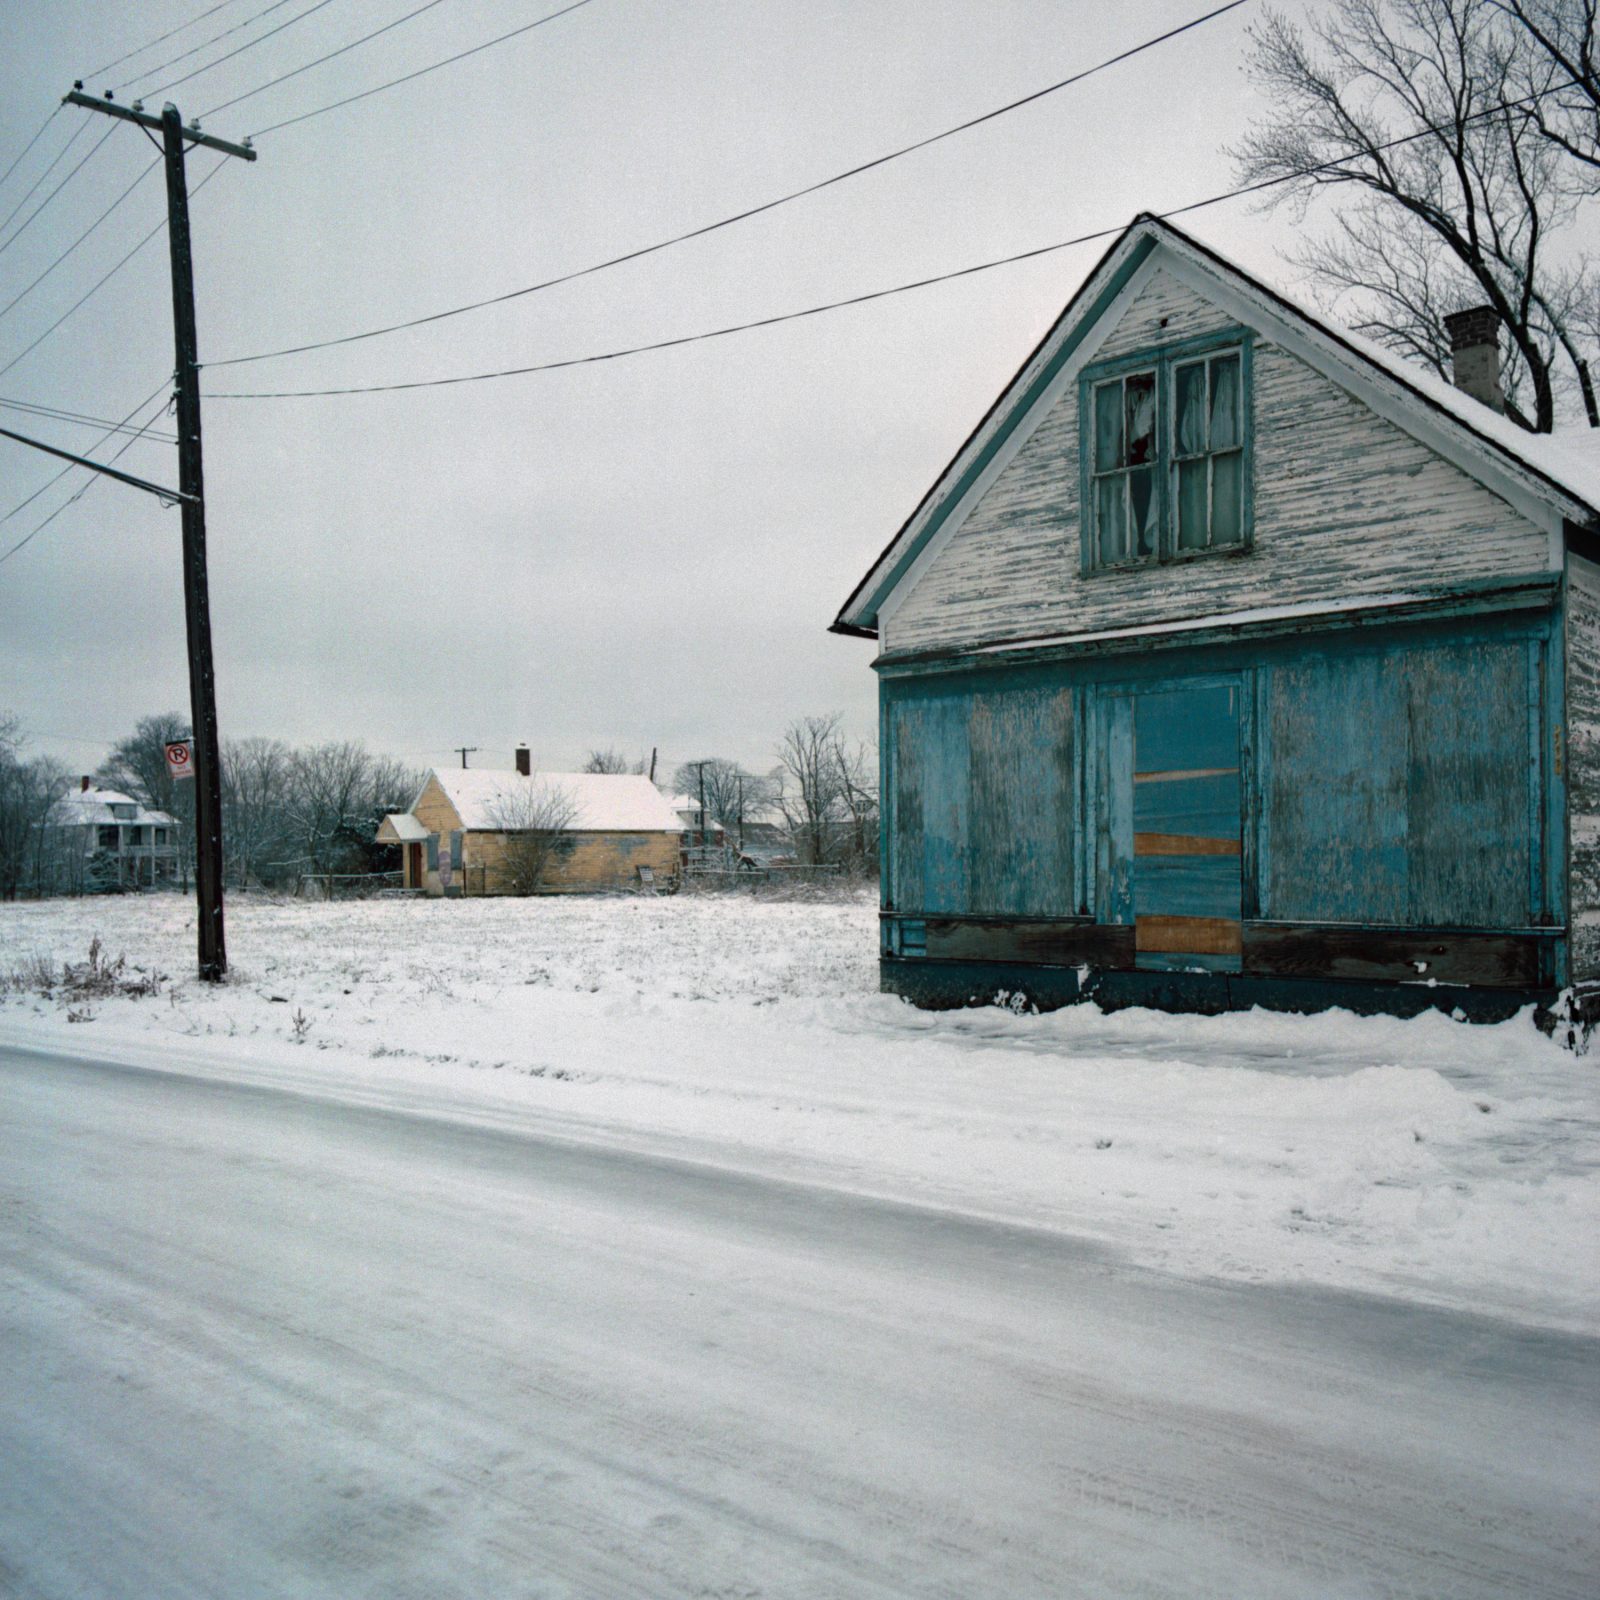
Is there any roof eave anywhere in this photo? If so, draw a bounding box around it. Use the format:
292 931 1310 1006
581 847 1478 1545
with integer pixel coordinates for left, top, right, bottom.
833 223 1162 635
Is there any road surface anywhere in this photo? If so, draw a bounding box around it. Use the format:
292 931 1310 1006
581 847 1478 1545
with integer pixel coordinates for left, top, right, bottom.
0 1041 1594 1598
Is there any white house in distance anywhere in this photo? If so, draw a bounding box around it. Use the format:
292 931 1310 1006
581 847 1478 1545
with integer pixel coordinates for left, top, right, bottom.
47 778 179 891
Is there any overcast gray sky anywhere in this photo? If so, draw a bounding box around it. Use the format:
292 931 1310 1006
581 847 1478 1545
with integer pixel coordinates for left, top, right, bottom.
1 0 1313 781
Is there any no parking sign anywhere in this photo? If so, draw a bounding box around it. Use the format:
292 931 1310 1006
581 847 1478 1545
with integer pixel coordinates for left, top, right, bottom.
164 739 194 781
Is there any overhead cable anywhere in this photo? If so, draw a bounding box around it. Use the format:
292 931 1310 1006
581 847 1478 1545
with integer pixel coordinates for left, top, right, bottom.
0 380 169 533
0 109 61 198
0 120 90 240
89 0 252 81
0 158 162 324
116 0 303 91
206 85 1570 400
246 0 598 137
201 0 452 118
146 0 343 99
0 389 177 569
0 392 178 442
0 124 117 262
0 156 229 381
210 0 1248 368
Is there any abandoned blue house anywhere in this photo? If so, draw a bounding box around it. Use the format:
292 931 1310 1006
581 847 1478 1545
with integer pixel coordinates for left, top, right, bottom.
832 215 1600 1021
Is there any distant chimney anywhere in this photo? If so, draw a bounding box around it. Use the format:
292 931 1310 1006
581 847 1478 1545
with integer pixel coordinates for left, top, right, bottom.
1444 305 1503 413
514 744 530 776
81 775 91 792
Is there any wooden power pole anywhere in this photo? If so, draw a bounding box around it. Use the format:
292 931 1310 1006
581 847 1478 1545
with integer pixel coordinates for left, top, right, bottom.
64 89 256 981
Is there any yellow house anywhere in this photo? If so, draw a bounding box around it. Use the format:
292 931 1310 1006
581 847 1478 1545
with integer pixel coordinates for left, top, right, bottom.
376 754 684 895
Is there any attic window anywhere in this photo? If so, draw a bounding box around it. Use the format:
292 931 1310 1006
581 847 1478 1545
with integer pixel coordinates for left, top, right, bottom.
1080 330 1253 573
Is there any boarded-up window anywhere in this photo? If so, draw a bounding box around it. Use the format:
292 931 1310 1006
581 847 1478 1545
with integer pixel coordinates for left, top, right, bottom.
1264 640 1533 927
888 681 1076 916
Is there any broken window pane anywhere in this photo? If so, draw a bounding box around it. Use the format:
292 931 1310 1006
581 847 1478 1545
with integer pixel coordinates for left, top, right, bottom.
1209 355 1240 451
1212 450 1242 544
1175 362 1207 457
1094 382 1123 472
1177 457 1208 550
1125 371 1156 465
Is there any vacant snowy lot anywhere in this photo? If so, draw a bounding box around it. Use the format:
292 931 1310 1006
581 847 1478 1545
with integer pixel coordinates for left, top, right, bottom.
1 889 1595 1332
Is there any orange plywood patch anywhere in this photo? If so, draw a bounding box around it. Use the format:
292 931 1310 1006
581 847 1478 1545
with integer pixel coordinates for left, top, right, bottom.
1133 832 1241 857
1133 766 1238 784
1136 914 1244 956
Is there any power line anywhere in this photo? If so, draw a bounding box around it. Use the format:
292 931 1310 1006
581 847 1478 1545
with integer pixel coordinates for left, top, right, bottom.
0 120 89 239
0 380 169 541
115 0 303 91
146 0 343 100
0 109 61 197
88 0 253 82
201 0 452 119
0 157 161 324
246 0 598 138
0 391 176 570
206 86 1570 401
0 123 117 261
210 0 1248 369
0 392 178 442
0 156 230 381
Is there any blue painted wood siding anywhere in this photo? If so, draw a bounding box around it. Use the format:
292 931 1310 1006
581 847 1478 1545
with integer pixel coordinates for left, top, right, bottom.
1261 638 1539 927
887 681 1076 916
884 615 1556 946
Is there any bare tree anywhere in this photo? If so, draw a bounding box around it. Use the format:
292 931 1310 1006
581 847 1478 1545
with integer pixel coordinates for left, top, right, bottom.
1492 0 1600 169
1233 0 1599 430
774 716 849 866
220 737 292 889
672 758 779 851
832 738 880 873
482 778 581 894
283 742 422 884
0 718 71 900
582 747 648 775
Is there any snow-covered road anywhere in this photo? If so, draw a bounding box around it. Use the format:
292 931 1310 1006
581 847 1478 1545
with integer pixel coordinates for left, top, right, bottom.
2 1042 1594 1599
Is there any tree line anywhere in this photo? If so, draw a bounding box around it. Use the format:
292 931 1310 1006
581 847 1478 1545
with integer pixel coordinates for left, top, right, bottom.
0 712 421 898
0 709 879 897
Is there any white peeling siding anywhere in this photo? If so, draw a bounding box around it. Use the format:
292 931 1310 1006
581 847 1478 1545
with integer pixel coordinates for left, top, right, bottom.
883 271 1553 656
1566 556 1600 982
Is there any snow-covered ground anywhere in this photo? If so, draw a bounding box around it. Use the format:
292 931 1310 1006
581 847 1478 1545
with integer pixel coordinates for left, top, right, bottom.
1 890 1595 1333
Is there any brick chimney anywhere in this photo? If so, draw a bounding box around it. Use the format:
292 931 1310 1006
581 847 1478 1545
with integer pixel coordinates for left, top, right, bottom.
1443 305 1503 413
80 775 90 792
514 744 530 776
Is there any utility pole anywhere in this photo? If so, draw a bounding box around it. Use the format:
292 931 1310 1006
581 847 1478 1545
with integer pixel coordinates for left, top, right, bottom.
64 87 256 981
454 746 479 769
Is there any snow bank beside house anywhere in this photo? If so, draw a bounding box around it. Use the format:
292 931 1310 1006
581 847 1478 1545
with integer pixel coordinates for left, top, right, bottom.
0 892 1594 1331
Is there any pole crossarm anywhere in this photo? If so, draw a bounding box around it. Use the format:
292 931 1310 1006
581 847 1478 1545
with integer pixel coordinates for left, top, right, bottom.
0 422 193 503
62 90 257 162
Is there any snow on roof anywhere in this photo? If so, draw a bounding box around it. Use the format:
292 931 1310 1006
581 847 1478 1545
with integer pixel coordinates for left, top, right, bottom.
432 769 686 833
377 812 430 843
836 213 1600 639
1255 260 1600 517
49 788 176 827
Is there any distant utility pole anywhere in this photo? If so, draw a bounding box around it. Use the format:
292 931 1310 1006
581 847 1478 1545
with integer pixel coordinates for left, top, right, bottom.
64 87 256 982
455 746 479 769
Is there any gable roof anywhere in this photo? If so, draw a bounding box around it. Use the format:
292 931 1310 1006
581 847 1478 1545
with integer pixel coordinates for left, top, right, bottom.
427 769 686 833
833 212 1600 639
49 788 176 828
